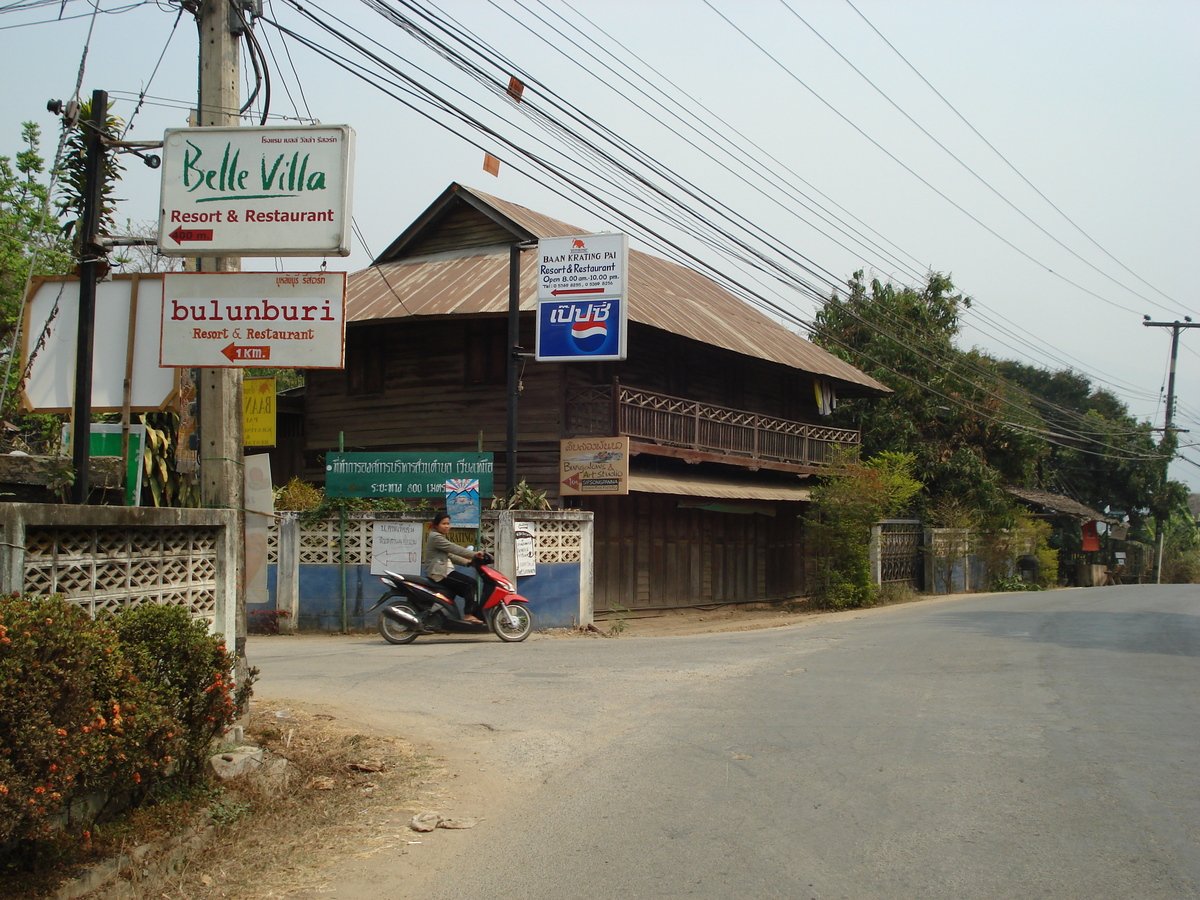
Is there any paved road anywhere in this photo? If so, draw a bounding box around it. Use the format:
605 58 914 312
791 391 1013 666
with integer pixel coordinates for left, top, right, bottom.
249 585 1200 899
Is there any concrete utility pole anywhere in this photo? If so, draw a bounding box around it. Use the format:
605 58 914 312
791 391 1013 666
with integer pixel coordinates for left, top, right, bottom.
196 0 246 647
1142 316 1198 583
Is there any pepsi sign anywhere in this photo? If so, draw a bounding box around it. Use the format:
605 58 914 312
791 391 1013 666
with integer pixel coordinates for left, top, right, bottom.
535 232 628 362
536 298 626 361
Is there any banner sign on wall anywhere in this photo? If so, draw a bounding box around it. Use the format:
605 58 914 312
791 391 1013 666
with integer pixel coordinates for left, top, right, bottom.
535 233 628 362
325 452 493 498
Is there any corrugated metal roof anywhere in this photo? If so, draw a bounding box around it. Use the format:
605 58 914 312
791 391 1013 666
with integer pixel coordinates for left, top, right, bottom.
1005 486 1116 523
629 472 811 502
348 184 890 396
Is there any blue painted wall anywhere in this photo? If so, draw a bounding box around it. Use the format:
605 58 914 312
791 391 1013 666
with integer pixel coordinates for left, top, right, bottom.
513 563 581 629
268 561 582 632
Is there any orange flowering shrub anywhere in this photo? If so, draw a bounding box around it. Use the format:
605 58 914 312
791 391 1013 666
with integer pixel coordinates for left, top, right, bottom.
110 603 254 783
0 594 178 851
0 596 252 863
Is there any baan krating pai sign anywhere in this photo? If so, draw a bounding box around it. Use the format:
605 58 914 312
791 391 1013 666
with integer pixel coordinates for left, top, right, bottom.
157 125 355 257
536 233 628 362
325 452 494 499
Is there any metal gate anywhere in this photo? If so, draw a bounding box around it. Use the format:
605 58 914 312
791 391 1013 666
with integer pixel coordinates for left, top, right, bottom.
879 520 923 588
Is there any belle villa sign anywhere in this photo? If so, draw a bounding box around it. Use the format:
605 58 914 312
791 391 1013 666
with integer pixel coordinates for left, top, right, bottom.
157 124 355 257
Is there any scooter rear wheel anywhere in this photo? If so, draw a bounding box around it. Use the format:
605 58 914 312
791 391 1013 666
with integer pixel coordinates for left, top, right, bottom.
489 602 533 642
378 600 421 644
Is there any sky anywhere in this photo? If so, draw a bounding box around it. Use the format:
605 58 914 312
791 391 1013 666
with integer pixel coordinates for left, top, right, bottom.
1 0 1197 492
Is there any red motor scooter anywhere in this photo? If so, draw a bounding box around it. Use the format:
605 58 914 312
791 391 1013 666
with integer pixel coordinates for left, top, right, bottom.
368 552 534 644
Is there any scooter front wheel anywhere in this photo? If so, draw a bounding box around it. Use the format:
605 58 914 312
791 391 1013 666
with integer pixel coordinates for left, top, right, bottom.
490 602 533 642
378 600 421 644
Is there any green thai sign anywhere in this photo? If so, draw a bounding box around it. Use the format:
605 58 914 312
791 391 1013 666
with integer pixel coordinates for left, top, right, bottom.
324 452 493 499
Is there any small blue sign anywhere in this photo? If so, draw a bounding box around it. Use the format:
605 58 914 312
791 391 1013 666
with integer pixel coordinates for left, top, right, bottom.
445 478 481 528
536 297 626 361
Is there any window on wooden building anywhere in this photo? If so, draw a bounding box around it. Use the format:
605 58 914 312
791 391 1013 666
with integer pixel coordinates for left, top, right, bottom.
465 319 508 385
345 331 385 395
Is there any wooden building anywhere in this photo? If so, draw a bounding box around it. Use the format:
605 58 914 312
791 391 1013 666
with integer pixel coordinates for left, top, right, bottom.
302 184 890 610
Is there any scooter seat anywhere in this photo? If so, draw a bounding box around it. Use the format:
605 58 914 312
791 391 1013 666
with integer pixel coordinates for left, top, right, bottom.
386 571 445 592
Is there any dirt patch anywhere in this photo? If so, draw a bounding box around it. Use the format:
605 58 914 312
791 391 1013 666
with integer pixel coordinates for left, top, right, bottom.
35 702 443 900
589 603 821 638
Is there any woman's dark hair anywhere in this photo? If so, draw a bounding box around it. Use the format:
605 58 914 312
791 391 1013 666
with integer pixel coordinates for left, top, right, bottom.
430 511 450 528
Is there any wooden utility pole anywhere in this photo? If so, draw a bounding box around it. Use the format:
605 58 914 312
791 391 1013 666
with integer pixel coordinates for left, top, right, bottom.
196 0 245 647
1142 317 1198 583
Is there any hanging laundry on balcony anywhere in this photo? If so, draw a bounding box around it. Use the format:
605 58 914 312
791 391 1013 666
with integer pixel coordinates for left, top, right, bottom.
814 378 837 416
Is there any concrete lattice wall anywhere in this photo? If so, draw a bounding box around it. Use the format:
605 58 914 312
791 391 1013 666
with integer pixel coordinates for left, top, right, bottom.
267 509 594 631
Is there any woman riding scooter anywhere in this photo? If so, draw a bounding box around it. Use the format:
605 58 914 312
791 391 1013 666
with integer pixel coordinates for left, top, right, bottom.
424 511 485 624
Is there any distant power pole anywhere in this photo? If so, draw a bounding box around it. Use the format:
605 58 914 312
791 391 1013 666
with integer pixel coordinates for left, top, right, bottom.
196 0 246 645
1142 316 1199 583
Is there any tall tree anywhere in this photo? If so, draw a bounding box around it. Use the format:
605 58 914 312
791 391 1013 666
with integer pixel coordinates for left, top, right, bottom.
995 359 1163 529
812 271 1045 520
0 123 71 334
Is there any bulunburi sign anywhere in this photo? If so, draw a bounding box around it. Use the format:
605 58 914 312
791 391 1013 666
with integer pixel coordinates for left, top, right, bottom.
157 124 355 257
160 271 346 369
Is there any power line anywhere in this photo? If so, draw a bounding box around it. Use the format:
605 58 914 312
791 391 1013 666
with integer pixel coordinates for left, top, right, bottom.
841 0 1190 316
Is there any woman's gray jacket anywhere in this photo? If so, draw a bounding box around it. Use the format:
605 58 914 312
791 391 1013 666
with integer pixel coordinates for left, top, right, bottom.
424 530 473 580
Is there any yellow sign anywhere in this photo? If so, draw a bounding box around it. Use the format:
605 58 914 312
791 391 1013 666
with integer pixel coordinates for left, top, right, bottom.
559 436 630 495
243 376 277 447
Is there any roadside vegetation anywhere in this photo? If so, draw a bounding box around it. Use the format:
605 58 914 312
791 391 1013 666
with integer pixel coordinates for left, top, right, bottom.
0 596 251 886
811 270 1197 591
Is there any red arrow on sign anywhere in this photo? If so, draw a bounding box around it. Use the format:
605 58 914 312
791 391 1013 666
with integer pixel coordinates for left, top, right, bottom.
551 287 606 296
221 343 271 363
168 226 214 244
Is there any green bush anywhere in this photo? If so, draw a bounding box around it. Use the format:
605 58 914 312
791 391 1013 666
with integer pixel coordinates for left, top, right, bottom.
111 604 254 783
991 574 1041 592
0 596 252 863
0 595 178 850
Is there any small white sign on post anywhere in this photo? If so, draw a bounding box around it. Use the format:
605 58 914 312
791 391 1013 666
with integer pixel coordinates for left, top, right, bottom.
157 124 355 257
160 271 346 368
515 521 537 577
371 521 424 576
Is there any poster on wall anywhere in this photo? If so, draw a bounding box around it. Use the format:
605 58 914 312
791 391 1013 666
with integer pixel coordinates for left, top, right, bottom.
515 521 537 577
445 478 481 529
244 454 274 606
243 375 277 447
371 521 423 576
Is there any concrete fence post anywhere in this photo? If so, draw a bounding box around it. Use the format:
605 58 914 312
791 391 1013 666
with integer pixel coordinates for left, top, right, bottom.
869 524 882 587
276 514 300 633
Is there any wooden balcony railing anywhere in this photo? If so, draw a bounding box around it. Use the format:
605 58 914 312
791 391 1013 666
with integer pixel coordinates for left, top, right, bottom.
565 380 859 472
